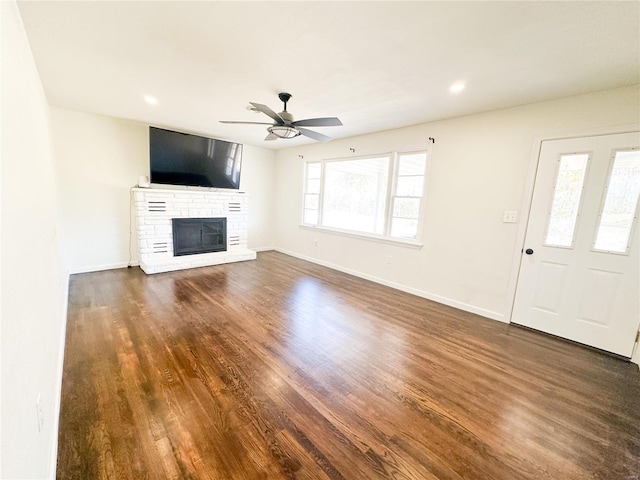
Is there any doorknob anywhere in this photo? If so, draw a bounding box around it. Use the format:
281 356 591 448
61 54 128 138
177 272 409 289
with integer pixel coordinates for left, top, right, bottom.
525 248 534 255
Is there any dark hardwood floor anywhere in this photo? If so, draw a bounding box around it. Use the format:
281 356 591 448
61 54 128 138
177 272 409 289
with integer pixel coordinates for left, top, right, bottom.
56 251 640 480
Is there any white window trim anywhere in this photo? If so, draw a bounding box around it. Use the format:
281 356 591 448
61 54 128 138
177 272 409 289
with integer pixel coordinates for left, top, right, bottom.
299 223 424 248
301 149 429 247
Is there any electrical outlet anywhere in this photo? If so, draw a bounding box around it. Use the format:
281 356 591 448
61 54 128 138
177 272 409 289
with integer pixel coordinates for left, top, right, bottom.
313 239 318 246
386 255 392 264
36 394 44 433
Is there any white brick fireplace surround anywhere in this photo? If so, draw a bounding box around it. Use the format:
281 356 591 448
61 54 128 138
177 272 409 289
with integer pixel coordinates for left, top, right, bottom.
133 187 256 274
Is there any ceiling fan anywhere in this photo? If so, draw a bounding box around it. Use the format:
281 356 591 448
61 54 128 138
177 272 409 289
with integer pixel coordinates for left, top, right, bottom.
220 92 342 142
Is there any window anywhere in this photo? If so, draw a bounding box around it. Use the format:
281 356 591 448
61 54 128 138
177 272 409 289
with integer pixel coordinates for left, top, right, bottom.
323 155 390 234
302 151 428 242
303 162 321 225
544 153 589 247
593 149 640 253
391 153 427 239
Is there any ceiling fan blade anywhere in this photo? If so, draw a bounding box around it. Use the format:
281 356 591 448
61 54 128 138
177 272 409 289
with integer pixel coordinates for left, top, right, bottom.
220 121 274 125
264 132 278 141
249 102 285 124
297 127 332 143
292 117 343 127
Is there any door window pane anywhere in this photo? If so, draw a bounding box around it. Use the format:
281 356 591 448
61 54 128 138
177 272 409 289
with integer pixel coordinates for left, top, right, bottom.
593 150 640 253
544 153 589 247
322 157 390 234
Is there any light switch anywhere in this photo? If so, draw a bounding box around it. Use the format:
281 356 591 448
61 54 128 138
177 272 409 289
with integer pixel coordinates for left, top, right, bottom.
503 211 518 223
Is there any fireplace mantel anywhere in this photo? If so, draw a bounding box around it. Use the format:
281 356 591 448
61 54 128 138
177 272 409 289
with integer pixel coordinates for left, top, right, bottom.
132 187 256 274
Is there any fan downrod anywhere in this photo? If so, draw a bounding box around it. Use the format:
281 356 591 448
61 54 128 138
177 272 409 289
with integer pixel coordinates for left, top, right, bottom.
278 92 292 111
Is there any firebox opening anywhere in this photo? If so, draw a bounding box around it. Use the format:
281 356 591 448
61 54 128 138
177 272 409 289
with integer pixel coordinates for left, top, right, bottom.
172 218 227 256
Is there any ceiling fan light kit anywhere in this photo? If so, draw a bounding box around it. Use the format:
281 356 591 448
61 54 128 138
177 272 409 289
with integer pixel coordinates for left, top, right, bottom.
267 125 301 139
221 92 342 143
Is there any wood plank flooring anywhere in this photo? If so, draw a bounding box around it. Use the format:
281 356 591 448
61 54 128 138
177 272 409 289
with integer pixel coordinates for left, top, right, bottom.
56 251 640 480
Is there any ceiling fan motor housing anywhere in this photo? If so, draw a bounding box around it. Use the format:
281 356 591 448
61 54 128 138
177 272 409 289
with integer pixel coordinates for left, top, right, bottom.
279 110 294 123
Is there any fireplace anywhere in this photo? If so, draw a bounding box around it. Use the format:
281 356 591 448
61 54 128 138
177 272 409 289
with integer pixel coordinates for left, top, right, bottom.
172 217 227 256
133 187 255 274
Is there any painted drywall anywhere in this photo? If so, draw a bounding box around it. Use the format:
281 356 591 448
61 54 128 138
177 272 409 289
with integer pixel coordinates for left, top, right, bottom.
237 144 277 251
274 86 640 324
50 108 276 273
50 108 148 273
1 2 69 477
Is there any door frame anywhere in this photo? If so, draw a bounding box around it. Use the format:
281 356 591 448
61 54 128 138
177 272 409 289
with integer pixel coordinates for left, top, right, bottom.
505 123 640 362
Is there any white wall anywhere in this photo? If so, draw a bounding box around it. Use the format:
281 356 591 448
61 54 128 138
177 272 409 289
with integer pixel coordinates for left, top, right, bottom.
274 86 640 323
1 2 69 478
51 108 148 273
50 108 276 273
238 144 277 251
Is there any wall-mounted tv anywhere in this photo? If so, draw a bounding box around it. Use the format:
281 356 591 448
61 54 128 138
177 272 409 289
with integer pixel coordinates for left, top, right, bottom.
149 127 243 189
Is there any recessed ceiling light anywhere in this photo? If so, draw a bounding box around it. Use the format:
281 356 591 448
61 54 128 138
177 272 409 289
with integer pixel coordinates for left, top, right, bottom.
143 95 158 105
449 82 465 94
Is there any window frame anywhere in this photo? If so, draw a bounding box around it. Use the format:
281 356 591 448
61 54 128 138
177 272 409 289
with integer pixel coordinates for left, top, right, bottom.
389 151 430 240
301 150 429 247
302 161 323 227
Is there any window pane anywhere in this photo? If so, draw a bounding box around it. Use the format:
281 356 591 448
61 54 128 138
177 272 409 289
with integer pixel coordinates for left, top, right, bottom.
544 153 589 247
390 218 419 239
322 157 389 234
306 178 320 194
304 194 318 210
304 209 318 225
393 197 421 219
396 176 424 197
303 162 321 225
307 162 321 179
398 153 426 176
593 150 640 253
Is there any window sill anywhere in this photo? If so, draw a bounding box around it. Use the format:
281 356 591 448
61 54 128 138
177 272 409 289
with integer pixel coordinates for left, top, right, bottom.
299 224 423 249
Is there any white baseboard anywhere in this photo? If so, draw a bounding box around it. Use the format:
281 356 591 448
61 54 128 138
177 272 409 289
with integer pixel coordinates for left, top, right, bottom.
70 249 277 275
274 248 505 323
69 261 138 275
70 251 281 275
252 246 275 252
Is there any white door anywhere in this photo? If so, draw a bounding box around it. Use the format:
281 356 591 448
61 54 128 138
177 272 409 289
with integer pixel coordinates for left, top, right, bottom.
512 131 640 357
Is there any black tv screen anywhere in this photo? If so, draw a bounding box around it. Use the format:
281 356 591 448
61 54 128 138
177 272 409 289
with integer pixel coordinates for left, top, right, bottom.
149 127 243 189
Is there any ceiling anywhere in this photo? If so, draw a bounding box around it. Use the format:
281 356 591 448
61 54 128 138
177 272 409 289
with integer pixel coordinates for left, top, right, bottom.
18 1 640 150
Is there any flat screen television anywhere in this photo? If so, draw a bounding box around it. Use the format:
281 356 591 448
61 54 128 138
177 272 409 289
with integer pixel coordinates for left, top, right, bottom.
149 127 243 189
